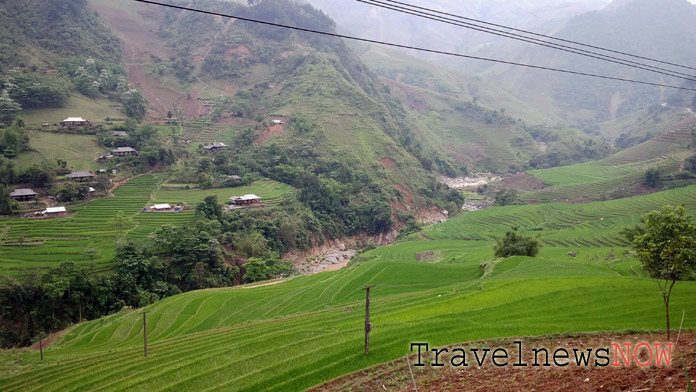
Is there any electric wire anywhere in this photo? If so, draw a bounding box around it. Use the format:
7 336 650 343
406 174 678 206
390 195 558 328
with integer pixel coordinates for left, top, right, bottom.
357 0 696 82
132 0 696 92
373 0 696 72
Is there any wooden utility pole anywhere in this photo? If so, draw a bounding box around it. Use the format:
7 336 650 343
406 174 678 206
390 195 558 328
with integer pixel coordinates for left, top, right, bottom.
362 285 375 355
143 311 148 357
39 336 43 361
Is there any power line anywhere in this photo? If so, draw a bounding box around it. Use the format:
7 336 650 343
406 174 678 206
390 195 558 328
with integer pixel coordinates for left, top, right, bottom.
357 0 696 83
132 0 696 92
372 0 696 73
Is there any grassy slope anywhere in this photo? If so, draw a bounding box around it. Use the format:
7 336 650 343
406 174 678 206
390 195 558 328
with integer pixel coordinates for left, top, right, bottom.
2 185 696 390
15 130 108 172
18 95 124 127
0 177 293 276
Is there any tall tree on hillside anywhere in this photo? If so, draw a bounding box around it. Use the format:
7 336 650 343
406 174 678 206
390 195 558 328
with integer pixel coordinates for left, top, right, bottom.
628 206 696 340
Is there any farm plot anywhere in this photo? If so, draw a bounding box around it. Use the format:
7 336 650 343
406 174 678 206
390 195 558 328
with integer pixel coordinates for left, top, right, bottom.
153 180 294 207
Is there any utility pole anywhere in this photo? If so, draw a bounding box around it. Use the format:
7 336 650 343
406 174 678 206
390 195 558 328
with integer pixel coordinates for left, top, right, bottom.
143 311 148 357
39 335 43 361
362 285 375 355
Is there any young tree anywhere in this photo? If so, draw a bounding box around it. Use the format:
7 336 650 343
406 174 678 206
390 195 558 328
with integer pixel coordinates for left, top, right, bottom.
629 206 696 340
110 211 134 240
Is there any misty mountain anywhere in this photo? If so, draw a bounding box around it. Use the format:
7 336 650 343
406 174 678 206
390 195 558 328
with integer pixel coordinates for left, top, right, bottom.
304 0 610 72
485 0 696 125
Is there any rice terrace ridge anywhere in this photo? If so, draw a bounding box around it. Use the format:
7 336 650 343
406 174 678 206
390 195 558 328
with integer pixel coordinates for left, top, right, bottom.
0 0 695 391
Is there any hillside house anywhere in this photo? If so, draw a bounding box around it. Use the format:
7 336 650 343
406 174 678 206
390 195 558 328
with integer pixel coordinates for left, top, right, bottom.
66 171 95 182
62 117 89 127
203 142 228 152
10 188 37 202
111 147 138 157
270 120 284 125
112 131 128 137
230 194 261 205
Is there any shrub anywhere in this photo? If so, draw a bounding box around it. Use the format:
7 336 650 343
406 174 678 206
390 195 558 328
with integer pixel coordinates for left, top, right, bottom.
494 227 539 258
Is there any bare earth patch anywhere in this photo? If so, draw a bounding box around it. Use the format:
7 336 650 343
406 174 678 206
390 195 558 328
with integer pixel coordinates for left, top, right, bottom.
380 158 398 171
498 173 547 192
311 331 696 392
255 123 287 145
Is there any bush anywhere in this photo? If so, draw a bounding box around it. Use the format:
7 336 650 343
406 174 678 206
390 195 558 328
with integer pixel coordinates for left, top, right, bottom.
494 227 539 258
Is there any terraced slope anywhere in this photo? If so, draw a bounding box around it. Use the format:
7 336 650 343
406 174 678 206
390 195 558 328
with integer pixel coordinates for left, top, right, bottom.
0 176 161 275
2 186 696 391
524 127 694 202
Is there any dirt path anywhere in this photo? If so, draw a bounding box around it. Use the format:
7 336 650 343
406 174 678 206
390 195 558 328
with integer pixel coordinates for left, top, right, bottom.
240 279 285 289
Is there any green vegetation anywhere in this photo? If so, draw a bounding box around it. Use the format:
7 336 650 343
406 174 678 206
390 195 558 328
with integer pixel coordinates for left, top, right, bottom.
493 188 520 206
494 227 539 258
626 206 696 340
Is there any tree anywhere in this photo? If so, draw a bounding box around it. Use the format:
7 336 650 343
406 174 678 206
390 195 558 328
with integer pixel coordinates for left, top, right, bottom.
54 181 88 202
195 195 223 221
628 206 696 340
0 90 22 127
243 257 269 283
0 184 18 215
494 227 539 258
644 167 661 188
95 174 111 192
493 189 521 206
110 211 134 239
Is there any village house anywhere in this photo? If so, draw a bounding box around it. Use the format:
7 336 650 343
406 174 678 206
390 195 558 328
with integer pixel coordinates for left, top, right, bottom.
9 188 37 202
230 194 261 205
203 142 228 152
111 147 138 157
62 117 90 127
112 131 128 137
270 120 284 125
66 171 95 182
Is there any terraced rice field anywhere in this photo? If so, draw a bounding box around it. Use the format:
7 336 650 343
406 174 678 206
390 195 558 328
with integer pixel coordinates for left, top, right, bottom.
0 177 296 276
182 118 225 143
2 186 696 391
523 127 693 203
0 176 162 275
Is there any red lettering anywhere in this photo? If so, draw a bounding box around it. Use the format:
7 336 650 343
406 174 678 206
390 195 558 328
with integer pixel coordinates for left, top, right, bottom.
612 343 631 367
634 343 652 367
653 343 673 367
